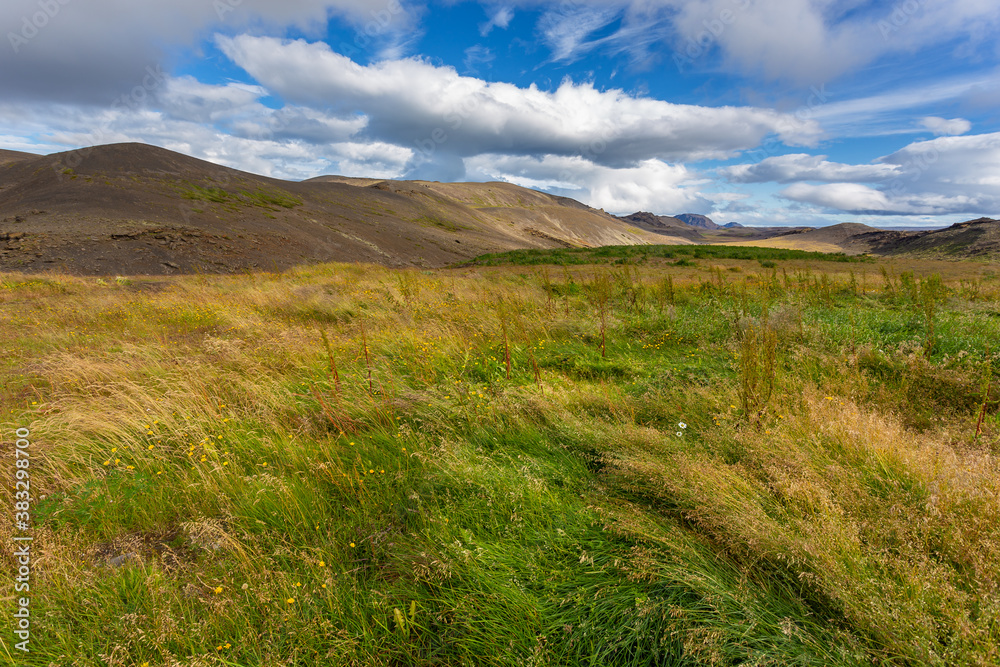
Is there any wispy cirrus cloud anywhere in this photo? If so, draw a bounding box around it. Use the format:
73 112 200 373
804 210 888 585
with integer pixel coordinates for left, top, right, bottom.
480 6 515 35
521 0 1000 83
536 4 624 62
808 73 997 137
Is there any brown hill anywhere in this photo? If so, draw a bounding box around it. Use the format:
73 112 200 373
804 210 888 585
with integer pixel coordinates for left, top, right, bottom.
0 143 663 275
0 149 38 167
674 213 719 230
850 218 1000 258
618 211 703 242
306 175 387 187
714 219 1000 258
715 223 879 253
783 222 880 245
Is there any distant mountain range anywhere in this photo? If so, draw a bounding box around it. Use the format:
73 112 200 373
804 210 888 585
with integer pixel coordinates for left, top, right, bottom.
617 212 703 241
620 211 744 234
617 209 999 258
674 213 719 230
713 219 1000 258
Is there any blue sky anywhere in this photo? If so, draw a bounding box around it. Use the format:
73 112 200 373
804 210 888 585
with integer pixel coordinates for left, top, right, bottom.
2 0 999 226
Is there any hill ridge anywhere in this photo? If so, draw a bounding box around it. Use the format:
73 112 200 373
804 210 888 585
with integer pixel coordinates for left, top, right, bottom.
0 142 667 275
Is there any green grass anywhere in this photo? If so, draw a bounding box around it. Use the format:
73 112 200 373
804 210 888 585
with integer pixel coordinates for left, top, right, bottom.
413 215 472 232
178 183 302 211
1 257 998 665
462 243 870 267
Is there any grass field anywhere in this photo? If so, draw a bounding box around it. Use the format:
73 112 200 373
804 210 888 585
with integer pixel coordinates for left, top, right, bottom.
712 238 847 254
1 248 998 666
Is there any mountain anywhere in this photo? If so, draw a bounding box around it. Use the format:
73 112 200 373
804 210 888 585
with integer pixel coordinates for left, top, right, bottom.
617 211 703 241
848 217 1000 258
714 219 1000 258
674 213 719 230
722 222 744 229
0 142 665 275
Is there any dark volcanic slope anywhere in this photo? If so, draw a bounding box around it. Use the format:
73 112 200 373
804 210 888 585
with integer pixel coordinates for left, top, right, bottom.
0 143 662 274
618 211 703 241
674 213 719 230
848 218 1000 258
0 149 39 167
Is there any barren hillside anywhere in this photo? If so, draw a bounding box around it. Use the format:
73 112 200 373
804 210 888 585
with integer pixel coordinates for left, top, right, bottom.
0 143 662 274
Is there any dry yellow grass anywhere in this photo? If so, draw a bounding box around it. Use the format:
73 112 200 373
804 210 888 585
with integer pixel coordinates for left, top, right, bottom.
1 254 997 665
714 237 847 253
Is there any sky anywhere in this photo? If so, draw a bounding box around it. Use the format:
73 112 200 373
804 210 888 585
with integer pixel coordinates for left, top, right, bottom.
2 1 999 227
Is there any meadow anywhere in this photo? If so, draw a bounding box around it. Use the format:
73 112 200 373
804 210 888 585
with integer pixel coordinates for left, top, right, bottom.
1 249 998 666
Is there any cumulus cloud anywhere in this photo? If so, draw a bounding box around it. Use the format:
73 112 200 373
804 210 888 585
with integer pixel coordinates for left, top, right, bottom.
0 0 416 103
5 0 996 224
724 154 899 184
0 29 827 215
780 183 892 213
217 33 822 172
780 182 983 216
464 153 712 215
778 132 1000 215
152 76 368 145
882 132 1000 188
155 77 269 125
0 86 410 181
670 0 869 83
921 116 972 136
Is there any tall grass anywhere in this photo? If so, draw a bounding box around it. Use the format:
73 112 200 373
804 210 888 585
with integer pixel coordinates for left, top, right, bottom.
1 253 998 665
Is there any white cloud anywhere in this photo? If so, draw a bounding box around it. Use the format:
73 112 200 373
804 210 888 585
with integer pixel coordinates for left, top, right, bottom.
0 0 417 103
882 132 1000 188
464 153 712 215
780 182 983 216
656 0 1000 83
537 5 624 62
778 132 1000 215
920 116 972 136
670 0 870 83
156 77 268 124
806 74 995 138
463 45 495 74
724 153 899 184
217 33 822 174
0 82 410 181
497 0 1000 83
480 6 514 35
780 182 892 212
151 76 368 145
